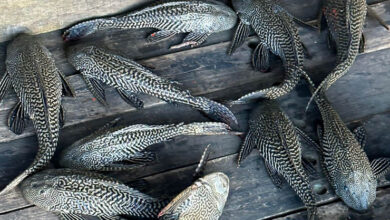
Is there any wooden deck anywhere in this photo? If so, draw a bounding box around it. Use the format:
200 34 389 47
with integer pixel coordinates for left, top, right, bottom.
0 0 390 219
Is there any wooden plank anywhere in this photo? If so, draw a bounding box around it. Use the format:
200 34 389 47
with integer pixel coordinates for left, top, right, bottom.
275 187 390 220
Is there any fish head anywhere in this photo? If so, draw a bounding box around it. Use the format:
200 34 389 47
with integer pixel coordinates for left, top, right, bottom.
200 172 230 210
20 170 58 207
336 170 377 211
62 20 101 41
59 144 97 170
67 45 97 71
232 0 251 12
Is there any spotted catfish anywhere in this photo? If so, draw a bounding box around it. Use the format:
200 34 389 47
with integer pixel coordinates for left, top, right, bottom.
63 0 237 49
0 34 74 195
67 46 238 127
159 146 230 220
59 121 235 171
229 0 310 103
309 87 390 211
238 100 317 220
21 169 166 219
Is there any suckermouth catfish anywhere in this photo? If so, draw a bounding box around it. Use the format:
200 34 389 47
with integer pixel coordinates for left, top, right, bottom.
21 169 166 219
63 0 237 49
59 121 236 171
67 46 238 128
238 100 317 220
0 34 74 195
229 0 310 103
159 146 230 220
308 87 390 211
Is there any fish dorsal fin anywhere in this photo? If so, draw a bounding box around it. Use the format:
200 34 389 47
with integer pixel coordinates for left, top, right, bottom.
228 20 251 55
237 130 259 166
82 75 107 106
115 124 174 134
370 158 390 179
264 159 285 188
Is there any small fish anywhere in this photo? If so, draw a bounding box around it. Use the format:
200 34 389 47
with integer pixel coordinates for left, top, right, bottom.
63 0 237 49
20 168 166 219
0 34 74 195
238 100 317 220
67 46 238 127
159 146 229 220
59 121 234 171
229 0 309 103
309 86 390 211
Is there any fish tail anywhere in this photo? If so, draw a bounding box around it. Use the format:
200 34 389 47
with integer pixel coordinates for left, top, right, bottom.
194 97 238 128
181 122 232 136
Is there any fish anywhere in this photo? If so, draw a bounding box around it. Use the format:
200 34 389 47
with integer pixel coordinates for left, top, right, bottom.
67 46 238 127
308 86 390 211
237 100 317 220
20 168 166 219
0 33 74 195
59 121 235 171
229 0 309 103
63 0 237 49
159 146 229 220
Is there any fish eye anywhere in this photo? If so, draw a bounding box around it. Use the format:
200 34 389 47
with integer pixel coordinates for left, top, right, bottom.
39 190 45 195
31 183 38 188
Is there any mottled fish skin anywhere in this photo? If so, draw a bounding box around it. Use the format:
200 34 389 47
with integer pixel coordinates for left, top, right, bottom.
21 169 165 219
309 0 367 101
67 46 238 127
238 100 317 219
0 34 66 194
59 122 232 171
313 91 377 211
63 0 237 48
158 172 229 220
230 0 307 102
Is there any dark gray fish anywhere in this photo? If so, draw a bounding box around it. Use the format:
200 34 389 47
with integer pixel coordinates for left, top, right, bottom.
307 0 368 106
238 100 317 220
20 169 165 219
63 0 237 49
0 34 74 195
159 146 229 220
229 0 308 103
67 46 238 127
59 122 234 171
310 88 390 211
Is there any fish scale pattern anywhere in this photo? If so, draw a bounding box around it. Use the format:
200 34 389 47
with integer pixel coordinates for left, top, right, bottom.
1 34 62 194
63 0 237 42
68 46 237 127
239 100 316 218
312 0 367 95
21 169 165 218
233 0 306 101
314 92 377 210
60 122 231 171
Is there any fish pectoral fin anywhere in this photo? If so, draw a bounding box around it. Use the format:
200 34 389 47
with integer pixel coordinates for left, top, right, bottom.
116 89 144 109
228 20 251 55
193 145 211 180
252 43 270 72
0 71 11 103
264 160 285 188
125 151 156 164
295 127 321 152
98 215 126 220
359 33 366 53
7 101 26 135
367 6 390 31
327 32 337 52
170 32 210 49
146 30 177 43
59 71 75 97
56 213 87 220
104 151 157 171
82 75 107 106
127 179 149 191
370 158 390 179
352 125 367 149
158 213 180 220
301 42 312 59
237 130 258 166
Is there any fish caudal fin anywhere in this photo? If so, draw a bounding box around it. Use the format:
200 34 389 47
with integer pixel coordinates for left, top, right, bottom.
181 122 232 136
196 97 238 128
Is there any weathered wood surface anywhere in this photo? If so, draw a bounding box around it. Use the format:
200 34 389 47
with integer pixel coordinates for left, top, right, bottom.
0 0 389 144
0 0 389 219
275 187 390 220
